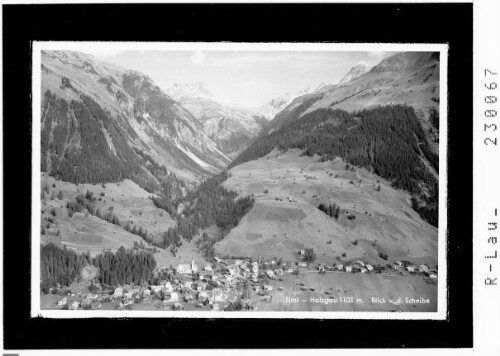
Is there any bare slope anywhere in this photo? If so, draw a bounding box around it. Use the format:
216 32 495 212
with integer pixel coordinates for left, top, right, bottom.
217 149 438 266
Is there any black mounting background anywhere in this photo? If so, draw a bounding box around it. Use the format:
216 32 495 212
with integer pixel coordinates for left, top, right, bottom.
2 3 472 349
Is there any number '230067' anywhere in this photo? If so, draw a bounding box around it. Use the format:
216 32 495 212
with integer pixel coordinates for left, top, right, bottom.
484 69 498 146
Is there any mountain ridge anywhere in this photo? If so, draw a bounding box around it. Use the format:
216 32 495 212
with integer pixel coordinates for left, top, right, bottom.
41 50 230 187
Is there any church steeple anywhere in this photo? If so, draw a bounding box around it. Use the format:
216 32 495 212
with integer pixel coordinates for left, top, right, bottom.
191 256 197 272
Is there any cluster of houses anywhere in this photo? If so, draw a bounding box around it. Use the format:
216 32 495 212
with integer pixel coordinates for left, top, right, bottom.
54 255 438 311
54 256 304 311
54 257 252 311
316 260 438 279
303 174 318 180
397 261 438 279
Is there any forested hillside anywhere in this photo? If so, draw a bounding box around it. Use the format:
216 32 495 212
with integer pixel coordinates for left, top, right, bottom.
42 90 189 200
41 50 230 184
41 243 89 293
230 105 438 226
42 91 144 184
152 172 255 252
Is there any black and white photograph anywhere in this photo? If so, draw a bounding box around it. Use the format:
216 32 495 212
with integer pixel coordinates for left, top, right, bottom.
32 42 447 318
2 0 487 353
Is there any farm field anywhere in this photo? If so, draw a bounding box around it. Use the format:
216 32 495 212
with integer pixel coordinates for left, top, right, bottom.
253 271 437 312
219 149 438 267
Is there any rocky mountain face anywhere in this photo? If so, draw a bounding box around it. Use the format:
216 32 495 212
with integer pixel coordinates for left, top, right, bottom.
337 62 371 86
256 84 326 120
41 51 230 186
165 83 269 158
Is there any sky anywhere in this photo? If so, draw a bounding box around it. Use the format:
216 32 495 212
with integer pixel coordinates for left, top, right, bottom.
88 49 396 108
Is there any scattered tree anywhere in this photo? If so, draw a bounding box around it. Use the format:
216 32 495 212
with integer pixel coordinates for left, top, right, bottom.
318 203 341 220
303 248 316 262
378 252 388 260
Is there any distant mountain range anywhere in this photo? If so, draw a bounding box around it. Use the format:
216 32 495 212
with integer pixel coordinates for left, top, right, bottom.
165 82 334 157
41 51 230 185
255 85 326 120
165 83 268 158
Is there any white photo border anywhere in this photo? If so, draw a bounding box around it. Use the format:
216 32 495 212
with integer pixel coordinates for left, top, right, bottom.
31 41 448 320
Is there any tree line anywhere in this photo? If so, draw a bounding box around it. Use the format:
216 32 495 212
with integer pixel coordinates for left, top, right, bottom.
41 242 90 293
41 243 157 293
94 246 156 286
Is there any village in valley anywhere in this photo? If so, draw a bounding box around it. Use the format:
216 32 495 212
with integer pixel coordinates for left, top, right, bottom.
45 250 438 312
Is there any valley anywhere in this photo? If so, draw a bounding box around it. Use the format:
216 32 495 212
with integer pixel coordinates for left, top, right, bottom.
37 49 442 314
165 83 269 158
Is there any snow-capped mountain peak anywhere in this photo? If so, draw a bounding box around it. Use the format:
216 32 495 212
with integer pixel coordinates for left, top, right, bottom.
256 86 319 120
166 82 213 99
338 62 371 86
